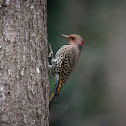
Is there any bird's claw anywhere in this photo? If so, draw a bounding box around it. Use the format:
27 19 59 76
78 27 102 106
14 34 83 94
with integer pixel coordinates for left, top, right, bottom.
51 59 57 65
48 51 53 58
48 43 53 58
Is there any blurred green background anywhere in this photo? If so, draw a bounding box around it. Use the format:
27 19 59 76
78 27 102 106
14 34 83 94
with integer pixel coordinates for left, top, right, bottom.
47 0 126 126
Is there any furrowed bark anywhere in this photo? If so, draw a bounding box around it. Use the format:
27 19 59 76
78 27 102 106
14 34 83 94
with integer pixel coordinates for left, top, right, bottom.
0 0 49 125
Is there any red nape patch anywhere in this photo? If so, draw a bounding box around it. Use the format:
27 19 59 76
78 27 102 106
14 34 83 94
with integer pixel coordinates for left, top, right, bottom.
81 40 84 46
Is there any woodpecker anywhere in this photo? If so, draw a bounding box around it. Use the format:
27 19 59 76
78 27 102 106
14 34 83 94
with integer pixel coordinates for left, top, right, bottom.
48 34 84 105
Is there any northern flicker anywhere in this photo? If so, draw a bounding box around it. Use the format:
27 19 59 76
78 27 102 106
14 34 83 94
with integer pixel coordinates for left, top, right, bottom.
48 34 84 105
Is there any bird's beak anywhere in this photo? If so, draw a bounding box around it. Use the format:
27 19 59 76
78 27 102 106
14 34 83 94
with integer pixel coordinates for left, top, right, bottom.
58 34 68 39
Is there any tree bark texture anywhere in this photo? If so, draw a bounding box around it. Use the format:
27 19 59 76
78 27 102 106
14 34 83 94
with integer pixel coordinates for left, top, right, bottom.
0 0 49 126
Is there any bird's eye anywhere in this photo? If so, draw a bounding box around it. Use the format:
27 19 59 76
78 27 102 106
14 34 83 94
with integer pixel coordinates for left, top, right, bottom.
71 37 74 40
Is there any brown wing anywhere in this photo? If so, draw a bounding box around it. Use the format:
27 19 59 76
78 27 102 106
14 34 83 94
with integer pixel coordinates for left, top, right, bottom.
55 46 78 98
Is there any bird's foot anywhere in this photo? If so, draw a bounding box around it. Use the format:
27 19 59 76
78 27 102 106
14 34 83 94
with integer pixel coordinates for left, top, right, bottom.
51 59 57 65
48 43 53 59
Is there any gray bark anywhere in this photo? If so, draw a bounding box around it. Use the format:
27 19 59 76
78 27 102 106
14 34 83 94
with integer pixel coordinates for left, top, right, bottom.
0 0 49 126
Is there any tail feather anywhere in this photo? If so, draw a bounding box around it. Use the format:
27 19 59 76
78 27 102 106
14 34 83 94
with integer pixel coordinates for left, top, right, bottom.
49 79 64 106
56 82 62 97
49 92 54 106
49 74 60 106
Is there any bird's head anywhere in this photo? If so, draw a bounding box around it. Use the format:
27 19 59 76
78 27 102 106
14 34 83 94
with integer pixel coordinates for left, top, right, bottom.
58 34 84 47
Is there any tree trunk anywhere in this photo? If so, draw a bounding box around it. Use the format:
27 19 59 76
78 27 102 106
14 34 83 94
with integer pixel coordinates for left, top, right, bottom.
0 0 49 126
